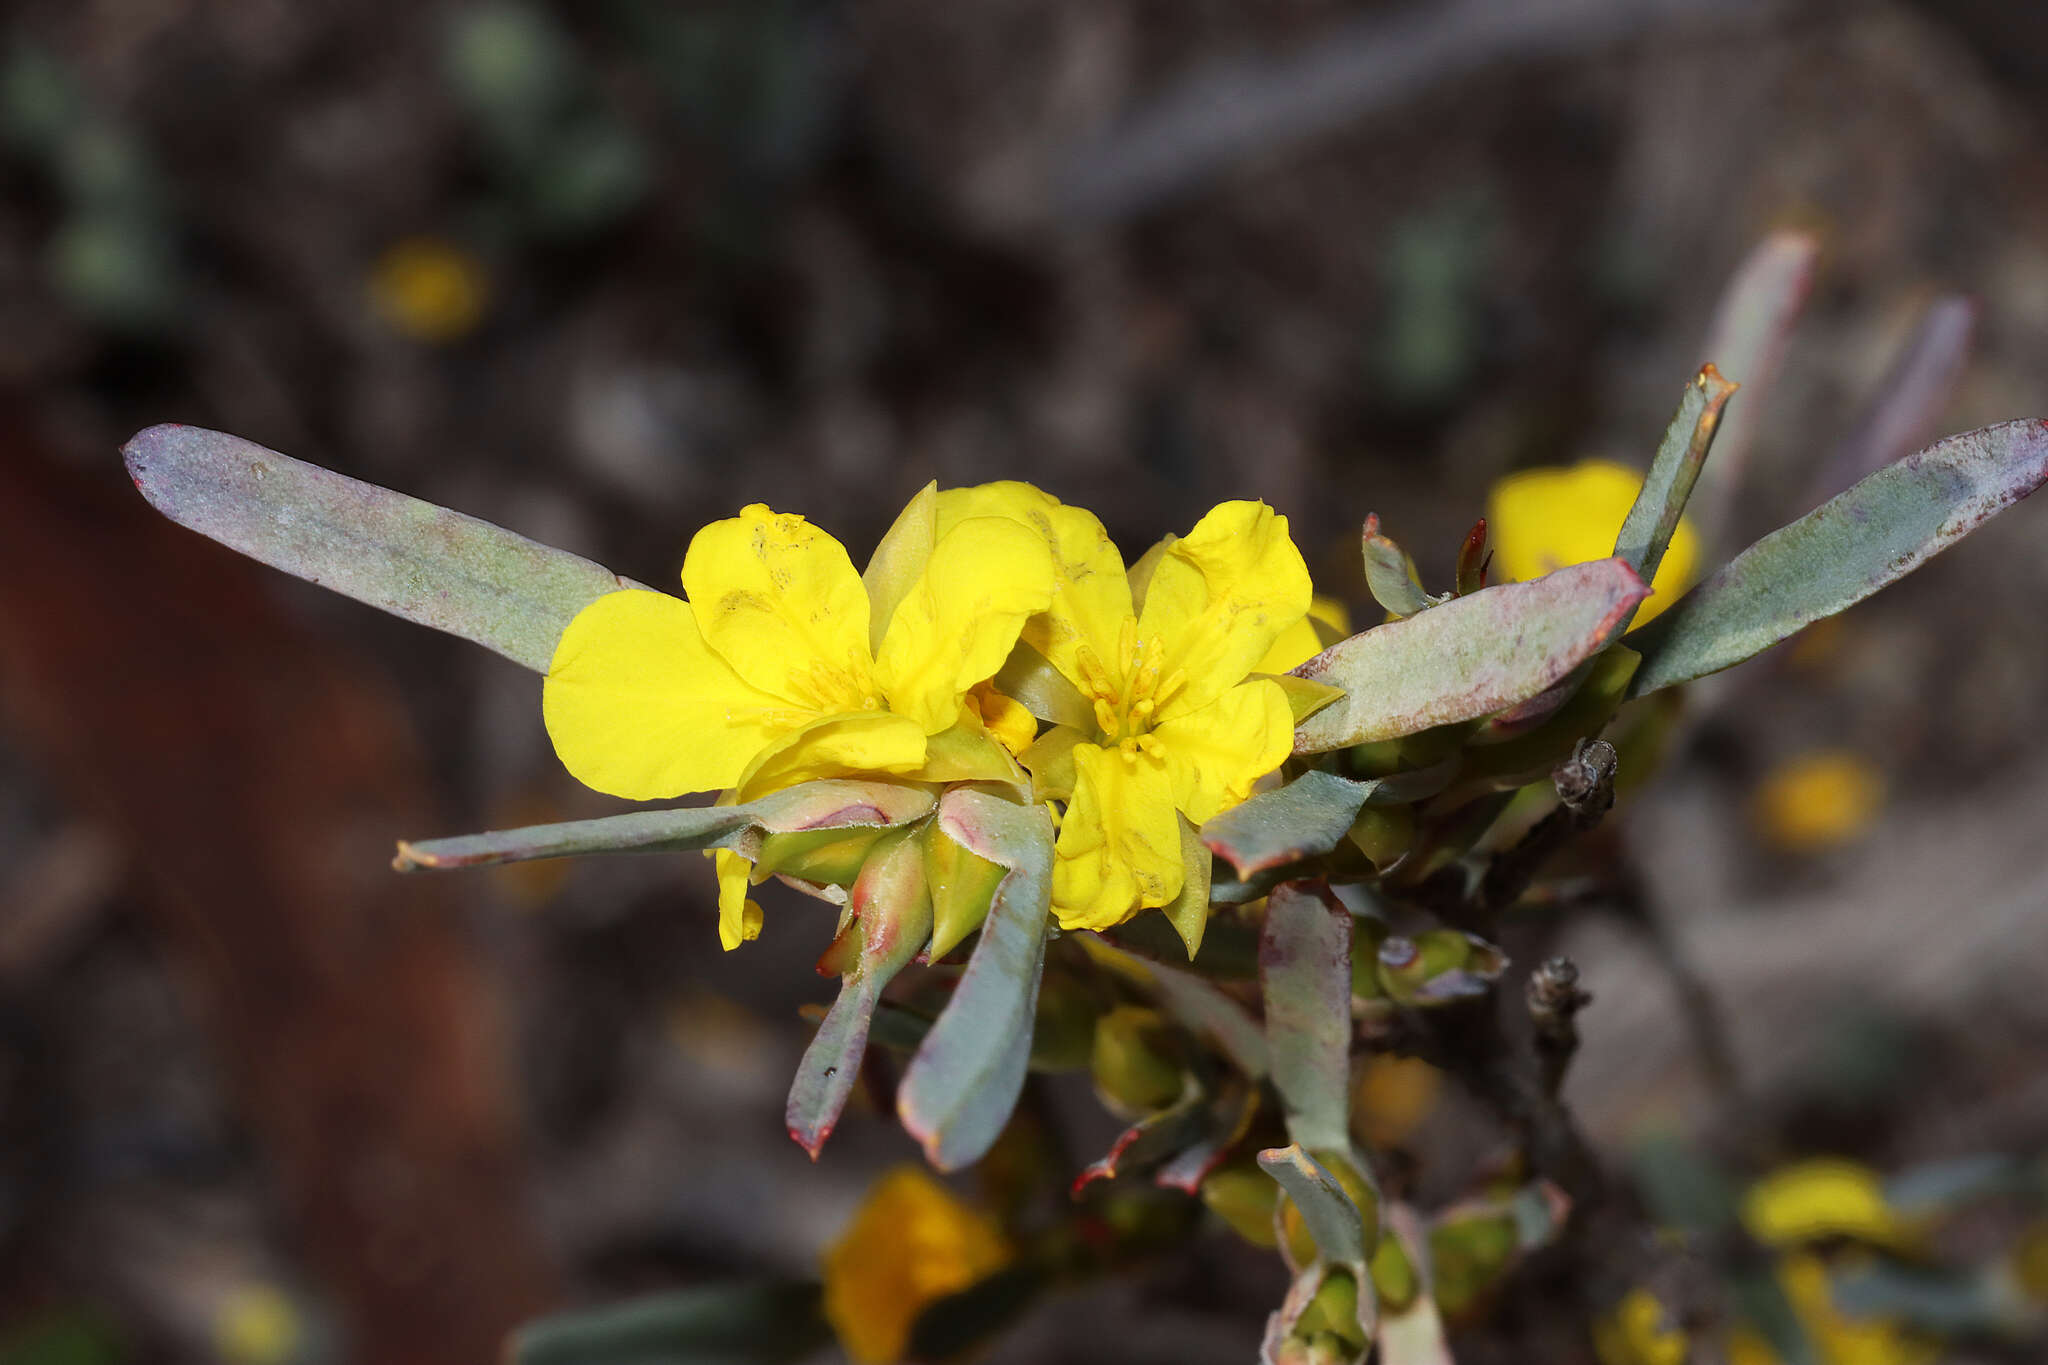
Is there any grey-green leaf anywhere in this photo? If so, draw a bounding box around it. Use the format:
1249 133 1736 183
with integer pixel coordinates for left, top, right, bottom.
125 424 630 672
1258 1144 1367 1264
896 789 1054 1170
1260 881 1354 1152
1612 364 1738 603
1202 769 1380 878
1629 419 2048 696
508 1281 831 1365
394 780 934 870
1292 558 1648 753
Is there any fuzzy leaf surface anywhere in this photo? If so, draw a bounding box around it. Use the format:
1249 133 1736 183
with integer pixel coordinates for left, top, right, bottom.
125 424 629 671
1629 419 2048 696
1260 882 1355 1151
1292 558 1647 752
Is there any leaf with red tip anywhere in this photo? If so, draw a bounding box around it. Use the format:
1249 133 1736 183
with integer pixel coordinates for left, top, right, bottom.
896 790 1054 1171
1072 1078 1208 1194
1630 420 2048 696
787 831 932 1157
1202 770 1383 879
125 424 630 672
1291 559 1648 753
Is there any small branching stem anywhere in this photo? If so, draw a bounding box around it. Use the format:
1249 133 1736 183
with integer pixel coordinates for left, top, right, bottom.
1527 955 1592 1099
1477 739 1618 920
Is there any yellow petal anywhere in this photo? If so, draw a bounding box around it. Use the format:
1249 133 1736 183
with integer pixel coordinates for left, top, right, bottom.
713 849 765 951
823 1167 1010 1365
1052 743 1183 930
967 682 1038 758
544 590 794 800
863 482 938 654
1256 594 1352 673
872 515 1055 733
940 483 1133 695
729 710 928 801
683 504 875 706
1153 679 1293 824
1485 460 1699 627
1138 501 1311 711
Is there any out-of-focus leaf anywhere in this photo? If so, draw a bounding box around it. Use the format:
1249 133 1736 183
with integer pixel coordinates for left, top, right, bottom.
1155 1081 1261 1193
1376 930 1506 1006
1629 1132 1740 1234
1812 296 1976 504
1080 936 1270 1076
1830 1261 2034 1337
1361 513 1431 618
1884 1153 2033 1217
124 425 629 672
508 1282 831 1365
787 831 932 1157
1455 518 1488 596
1612 365 1739 606
1690 231 1821 544
1202 770 1382 878
1259 1145 1368 1265
394 780 934 870
1098 908 1262 979
1260 882 1354 1151
1293 559 1648 752
897 790 1054 1170
1073 1079 1210 1192
1629 420 2048 696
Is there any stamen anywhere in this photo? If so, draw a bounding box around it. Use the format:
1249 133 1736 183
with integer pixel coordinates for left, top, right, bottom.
1092 698 1121 736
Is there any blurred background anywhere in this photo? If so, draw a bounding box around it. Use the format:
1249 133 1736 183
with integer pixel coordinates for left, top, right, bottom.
4 0 2048 1361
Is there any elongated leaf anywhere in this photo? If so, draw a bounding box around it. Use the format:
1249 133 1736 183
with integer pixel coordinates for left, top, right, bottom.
1292 558 1648 752
509 1282 830 1365
1164 815 1212 958
897 790 1054 1170
125 425 630 671
1689 231 1820 545
787 832 932 1157
1629 420 2048 696
1259 1145 1367 1264
1613 365 1739 598
1260 882 1354 1151
1203 770 1380 878
394 780 933 870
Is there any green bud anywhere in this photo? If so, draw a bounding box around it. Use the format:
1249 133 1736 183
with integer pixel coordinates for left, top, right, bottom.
1377 929 1505 1006
1347 803 1414 869
1368 1230 1419 1313
1200 1164 1281 1249
1089 1006 1184 1114
753 823 893 888
923 823 1008 961
1294 1267 1367 1348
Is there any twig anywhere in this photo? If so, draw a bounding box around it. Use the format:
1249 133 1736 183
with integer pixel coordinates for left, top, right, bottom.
1476 739 1618 919
1527 956 1593 1099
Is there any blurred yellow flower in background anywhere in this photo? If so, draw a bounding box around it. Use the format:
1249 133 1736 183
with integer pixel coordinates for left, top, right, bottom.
1487 459 1699 626
1742 1158 1909 1251
1752 751 1886 853
368 237 488 343
1593 1287 1687 1365
823 1166 1011 1364
214 1283 303 1365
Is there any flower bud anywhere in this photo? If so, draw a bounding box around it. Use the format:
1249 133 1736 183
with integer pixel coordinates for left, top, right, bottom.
1294 1267 1368 1349
923 823 1008 961
1377 929 1505 1006
1368 1229 1418 1313
1089 1006 1185 1115
754 823 895 890
1347 804 1414 870
1200 1163 1281 1249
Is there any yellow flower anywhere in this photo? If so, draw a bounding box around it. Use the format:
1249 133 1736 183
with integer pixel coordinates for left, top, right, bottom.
1487 459 1699 626
1777 1253 1939 1365
544 491 1053 948
214 1283 303 1365
369 237 488 343
1742 1159 1909 1251
823 1166 1011 1364
1752 751 1885 853
1257 594 1352 674
1594 1288 1687 1365
961 485 1309 931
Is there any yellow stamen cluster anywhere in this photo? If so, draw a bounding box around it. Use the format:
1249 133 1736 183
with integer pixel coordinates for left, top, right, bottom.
1074 620 1190 763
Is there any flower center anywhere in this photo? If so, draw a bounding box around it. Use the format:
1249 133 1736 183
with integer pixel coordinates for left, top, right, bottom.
787 651 885 715
1073 618 1189 764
